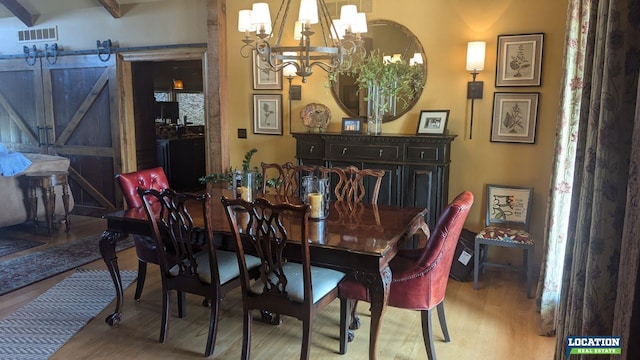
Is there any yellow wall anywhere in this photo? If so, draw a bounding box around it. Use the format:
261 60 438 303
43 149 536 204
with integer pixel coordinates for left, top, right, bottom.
0 0 568 268
227 0 568 267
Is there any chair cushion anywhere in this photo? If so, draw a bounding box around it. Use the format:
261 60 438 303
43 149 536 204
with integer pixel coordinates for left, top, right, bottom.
250 262 345 304
169 250 261 285
475 226 534 245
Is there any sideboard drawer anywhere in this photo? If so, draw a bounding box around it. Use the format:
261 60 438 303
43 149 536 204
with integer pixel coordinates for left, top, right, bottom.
327 143 400 161
296 138 324 159
406 145 441 163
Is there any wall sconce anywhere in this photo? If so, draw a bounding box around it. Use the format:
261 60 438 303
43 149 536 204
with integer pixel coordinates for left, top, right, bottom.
173 79 184 90
466 41 486 139
283 60 302 133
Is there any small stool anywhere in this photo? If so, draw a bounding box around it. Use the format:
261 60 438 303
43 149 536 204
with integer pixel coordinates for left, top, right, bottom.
26 171 71 236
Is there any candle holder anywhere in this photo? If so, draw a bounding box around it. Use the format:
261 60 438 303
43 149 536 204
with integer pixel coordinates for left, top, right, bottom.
302 175 330 219
233 170 257 201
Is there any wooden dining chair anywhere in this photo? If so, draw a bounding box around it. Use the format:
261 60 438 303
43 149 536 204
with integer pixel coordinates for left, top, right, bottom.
221 196 348 360
138 188 261 357
319 165 385 204
338 191 474 359
116 167 170 301
260 162 315 199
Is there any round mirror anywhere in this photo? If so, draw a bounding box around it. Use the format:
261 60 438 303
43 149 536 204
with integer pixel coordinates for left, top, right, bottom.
331 20 426 123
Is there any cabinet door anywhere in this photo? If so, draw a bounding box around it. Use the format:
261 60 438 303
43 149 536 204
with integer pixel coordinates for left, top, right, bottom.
404 164 442 228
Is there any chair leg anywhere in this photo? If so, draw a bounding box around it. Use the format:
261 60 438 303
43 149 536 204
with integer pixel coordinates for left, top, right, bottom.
349 300 361 330
204 297 220 357
339 298 354 354
134 260 147 301
241 309 252 360
177 291 186 318
159 287 170 343
301 317 312 360
474 241 481 290
420 309 437 360
436 302 450 342
526 247 534 298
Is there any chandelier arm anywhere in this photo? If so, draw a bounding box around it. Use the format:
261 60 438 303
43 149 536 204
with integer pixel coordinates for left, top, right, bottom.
271 0 290 47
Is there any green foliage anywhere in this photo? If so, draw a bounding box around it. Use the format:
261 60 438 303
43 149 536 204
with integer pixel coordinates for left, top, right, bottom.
329 49 424 112
198 148 258 184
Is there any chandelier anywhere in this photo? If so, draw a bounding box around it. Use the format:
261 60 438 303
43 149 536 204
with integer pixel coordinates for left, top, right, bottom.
238 0 368 82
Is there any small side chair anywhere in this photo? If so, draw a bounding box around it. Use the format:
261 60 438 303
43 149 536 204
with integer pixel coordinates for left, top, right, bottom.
474 184 535 298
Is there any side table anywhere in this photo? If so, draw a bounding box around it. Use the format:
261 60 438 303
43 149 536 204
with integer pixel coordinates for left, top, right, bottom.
26 171 71 236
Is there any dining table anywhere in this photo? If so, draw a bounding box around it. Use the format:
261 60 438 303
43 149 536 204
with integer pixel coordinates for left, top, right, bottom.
99 186 429 360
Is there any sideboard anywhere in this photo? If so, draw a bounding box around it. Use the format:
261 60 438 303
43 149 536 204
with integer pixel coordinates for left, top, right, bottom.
291 132 456 229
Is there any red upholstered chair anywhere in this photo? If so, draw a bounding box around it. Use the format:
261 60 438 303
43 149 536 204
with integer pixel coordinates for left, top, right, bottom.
338 191 474 360
116 167 171 301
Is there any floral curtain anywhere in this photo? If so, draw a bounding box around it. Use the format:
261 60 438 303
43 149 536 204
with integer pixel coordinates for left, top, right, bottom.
535 0 640 358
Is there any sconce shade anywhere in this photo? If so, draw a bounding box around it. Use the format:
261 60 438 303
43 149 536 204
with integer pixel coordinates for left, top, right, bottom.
238 10 254 32
299 0 319 24
283 52 298 77
251 3 271 31
173 79 184 90
466 41 486 72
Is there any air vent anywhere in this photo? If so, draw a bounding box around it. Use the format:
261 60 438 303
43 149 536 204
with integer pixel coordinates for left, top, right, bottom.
17 26 58 43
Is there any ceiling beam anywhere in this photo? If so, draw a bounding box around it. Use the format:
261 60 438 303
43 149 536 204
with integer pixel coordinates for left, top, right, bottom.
98 0 121 18
0 0 34 27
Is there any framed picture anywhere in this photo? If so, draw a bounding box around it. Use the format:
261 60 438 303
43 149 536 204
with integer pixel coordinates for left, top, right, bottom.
253 94 283 135
417 110 449 135
486 184 533 226
252 50 282 90
341 117 363 134
495 33 544 87
491 92 539 143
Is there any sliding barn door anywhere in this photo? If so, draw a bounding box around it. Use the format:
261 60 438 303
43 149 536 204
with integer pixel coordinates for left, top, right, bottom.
0 58 46 154
41 55 122 216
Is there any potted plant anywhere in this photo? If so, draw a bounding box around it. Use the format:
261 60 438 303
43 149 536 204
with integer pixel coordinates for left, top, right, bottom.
332 49 424 135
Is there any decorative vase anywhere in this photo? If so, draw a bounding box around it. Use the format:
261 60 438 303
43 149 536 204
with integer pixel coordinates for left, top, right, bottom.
367 83 395 135
232 170 257 201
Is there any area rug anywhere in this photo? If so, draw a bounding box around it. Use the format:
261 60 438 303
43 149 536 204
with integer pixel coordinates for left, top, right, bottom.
0 238 45 258
0 234 134 296
0 268 137 360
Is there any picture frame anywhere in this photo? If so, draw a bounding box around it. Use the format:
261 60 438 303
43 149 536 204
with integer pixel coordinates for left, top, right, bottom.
416 110 449 135
495 33 544 87
341 117 363 134
486 184 533 226
252 50 282 90
253 94 283 135
491 92 539 143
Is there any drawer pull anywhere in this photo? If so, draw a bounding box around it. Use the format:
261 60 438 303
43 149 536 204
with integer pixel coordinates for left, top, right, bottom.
420 151 425 159
342 147 347 155
379 149 383 157
309 145 315 153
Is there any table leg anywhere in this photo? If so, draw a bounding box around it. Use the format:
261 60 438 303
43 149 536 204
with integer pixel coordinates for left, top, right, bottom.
29 185 38 233
42 184 54 236
352 266 391 360
61 183 70 232
98 230 125 326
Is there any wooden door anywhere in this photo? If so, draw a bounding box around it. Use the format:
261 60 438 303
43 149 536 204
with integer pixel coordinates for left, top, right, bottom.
0 58 45 153
41 55 122 216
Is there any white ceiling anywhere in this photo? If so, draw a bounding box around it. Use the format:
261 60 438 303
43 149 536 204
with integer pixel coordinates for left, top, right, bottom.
0 0 163 21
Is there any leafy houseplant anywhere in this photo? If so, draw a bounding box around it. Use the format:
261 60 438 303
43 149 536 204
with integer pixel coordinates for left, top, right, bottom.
199 148 258 185
331 50 424 134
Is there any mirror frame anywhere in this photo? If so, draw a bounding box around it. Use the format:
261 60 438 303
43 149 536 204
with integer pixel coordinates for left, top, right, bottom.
330 19 427 123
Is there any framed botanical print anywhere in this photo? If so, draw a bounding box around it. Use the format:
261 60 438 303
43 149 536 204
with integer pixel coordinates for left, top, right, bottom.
252 50 282 90
253 94 283 135
495 33 544 87
491 92 539 143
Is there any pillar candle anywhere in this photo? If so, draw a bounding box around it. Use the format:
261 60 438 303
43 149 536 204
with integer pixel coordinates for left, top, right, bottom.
238 186 252 201
308 192 323 218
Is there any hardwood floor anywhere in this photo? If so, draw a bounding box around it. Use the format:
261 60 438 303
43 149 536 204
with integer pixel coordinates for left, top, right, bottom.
0 215 556 359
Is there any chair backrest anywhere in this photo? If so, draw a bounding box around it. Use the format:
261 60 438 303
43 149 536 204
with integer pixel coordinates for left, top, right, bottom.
138 188 218 284
319 165 385 204
484 184 533 231
221 196 312 307
417 191 474 305
260 162 315 199
116 167 170 208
